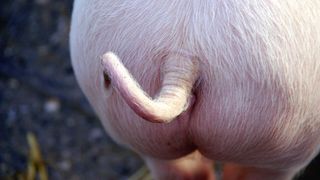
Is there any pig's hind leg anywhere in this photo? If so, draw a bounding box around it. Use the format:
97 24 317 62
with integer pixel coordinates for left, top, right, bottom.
144 150 215 180
222 163 298 180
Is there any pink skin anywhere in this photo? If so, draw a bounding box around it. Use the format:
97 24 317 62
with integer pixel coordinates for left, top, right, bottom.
70 0 320 179
101 52 198 123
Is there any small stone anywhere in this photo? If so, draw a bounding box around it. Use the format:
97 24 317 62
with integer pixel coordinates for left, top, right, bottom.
37 45 49 57
67 118 76 127
9 79 19 89
61 150 71 159
89 128 103 141
4 47 14 57
19 104 29 115
58 160 71 171
6 109 17 125
44 98 60 113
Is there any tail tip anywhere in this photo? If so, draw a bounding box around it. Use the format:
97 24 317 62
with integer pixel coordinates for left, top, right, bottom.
101 51 116 63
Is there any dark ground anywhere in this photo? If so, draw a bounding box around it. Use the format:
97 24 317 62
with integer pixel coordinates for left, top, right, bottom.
0 0 143 179
0 0 319 179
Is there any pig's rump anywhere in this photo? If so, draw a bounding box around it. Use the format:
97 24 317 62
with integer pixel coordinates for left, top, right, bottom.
70 0 320 170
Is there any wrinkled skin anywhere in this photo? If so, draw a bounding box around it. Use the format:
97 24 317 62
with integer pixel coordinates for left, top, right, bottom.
70 0 320 179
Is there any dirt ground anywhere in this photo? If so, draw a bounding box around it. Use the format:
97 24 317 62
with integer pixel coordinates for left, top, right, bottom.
0 0 143 179
0 0 319 179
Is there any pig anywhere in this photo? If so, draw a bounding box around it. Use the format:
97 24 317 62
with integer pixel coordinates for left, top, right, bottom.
69 0 320 179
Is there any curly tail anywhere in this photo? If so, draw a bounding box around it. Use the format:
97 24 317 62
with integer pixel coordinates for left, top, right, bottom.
101 51 198 123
